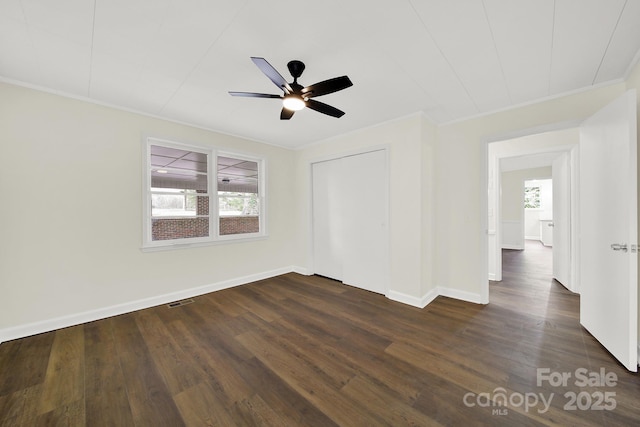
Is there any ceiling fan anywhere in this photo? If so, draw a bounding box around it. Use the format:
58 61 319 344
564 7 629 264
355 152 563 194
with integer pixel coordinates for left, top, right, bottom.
229 57 353 120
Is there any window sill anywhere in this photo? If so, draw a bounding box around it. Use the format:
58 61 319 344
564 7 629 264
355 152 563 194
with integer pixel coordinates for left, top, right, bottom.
141 234 268 252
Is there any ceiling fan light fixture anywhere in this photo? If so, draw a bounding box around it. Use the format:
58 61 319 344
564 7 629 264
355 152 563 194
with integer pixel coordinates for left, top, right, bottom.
230 57 352 119
283 95 305 111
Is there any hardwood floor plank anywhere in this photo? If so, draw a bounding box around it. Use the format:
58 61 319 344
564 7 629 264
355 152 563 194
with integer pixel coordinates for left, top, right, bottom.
0 385 42 427
84 321 135 427
220 287 283 323
36 398 84 426
236 330 384 426
235 393 298 427
272 316 424 404
111 314 185 427
234 356 338 427
241 312 357 389
38 326 84 415
173 381 238 427
162 318 254 404
340 375 444 426
0 332 54 396
202 292 249 317
134 311 205 395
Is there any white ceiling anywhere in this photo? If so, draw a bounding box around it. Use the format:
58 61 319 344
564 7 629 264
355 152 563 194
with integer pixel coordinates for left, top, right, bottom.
2 0 639 149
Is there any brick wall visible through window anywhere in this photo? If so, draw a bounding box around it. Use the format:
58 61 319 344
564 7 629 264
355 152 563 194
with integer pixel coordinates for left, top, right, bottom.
220 216 259 235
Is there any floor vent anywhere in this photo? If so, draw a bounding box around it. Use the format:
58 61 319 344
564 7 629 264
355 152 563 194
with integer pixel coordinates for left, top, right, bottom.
167 298 194 308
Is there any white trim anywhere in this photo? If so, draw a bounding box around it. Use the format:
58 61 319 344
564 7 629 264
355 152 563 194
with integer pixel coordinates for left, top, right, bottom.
502 244 524 250
437 286 484 305
0 266 301 344
307 144 391 166
140 235 269 252
386 288 439 309
291 266 312 276
386 285 484 309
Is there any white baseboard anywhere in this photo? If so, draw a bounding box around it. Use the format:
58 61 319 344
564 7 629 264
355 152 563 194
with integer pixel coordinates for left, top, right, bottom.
387 285 483 309
437 286 484 304
387 288 439 309
488 273 497 281
291 265 312 276
502 244 524 250
0 266 304 344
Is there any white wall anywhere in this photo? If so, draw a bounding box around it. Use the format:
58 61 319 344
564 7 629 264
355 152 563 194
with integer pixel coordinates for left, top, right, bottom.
0 83 298 339
294 113 439 307
437 81 628 300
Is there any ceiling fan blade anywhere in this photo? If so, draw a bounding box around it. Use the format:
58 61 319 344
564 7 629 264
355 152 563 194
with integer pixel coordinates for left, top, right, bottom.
251 57 292 93
228 91 282 99
302 76 353 98
280 108 294 120
305 99 345 118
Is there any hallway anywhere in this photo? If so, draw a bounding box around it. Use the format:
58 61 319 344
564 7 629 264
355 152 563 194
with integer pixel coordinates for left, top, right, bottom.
490 240 640 425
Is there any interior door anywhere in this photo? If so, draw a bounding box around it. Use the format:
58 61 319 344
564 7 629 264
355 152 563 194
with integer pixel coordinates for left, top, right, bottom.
312 159 343 281
341 150 388 294
552 153 571 288
579 90 637 372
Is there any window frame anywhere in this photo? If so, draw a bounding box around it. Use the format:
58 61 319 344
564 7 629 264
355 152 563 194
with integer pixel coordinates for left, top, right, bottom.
142 137 267 251
216 150 265 242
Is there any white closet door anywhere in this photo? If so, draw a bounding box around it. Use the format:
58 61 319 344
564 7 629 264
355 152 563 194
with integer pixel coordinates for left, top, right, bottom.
312 159 343 281
341 150 388 294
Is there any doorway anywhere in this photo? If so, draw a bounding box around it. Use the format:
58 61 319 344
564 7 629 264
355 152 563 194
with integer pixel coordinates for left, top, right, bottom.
487 129 578 290
484 90 638 371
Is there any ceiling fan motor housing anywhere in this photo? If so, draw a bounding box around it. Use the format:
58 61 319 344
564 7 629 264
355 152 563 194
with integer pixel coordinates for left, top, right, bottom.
287 60 305 80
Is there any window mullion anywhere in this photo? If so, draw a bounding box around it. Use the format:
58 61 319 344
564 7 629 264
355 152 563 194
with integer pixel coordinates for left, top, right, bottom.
210 149 218 239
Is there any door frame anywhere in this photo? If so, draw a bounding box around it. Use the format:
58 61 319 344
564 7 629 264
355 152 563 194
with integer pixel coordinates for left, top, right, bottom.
480 121 582 303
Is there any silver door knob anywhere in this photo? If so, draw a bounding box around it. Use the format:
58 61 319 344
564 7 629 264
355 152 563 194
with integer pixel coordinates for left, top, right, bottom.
611 243 628 252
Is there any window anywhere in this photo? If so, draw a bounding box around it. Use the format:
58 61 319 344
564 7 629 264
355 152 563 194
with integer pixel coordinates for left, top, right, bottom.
143 138 265 249
217 156 261 236
524 185 541 209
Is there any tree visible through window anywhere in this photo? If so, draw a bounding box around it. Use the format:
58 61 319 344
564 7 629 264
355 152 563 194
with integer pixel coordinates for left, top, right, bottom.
524 185 541 209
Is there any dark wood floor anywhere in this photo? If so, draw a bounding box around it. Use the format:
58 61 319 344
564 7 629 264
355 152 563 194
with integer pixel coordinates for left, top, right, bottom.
1 242 639 426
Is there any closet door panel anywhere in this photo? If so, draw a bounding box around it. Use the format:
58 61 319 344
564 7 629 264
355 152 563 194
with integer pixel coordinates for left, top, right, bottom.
312 159 343 281
341 150 388 294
